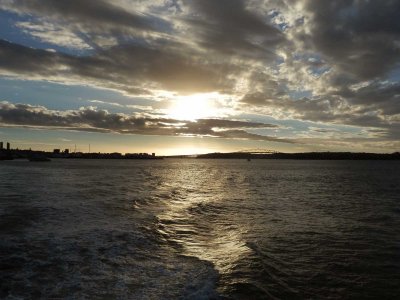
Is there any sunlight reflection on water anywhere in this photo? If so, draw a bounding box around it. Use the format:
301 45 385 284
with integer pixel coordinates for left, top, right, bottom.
1 159 400 299
157 194 252 274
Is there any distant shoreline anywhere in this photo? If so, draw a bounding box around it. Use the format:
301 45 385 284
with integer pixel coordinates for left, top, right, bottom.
195 151 400 160
0 149 162 161
1 148 400 161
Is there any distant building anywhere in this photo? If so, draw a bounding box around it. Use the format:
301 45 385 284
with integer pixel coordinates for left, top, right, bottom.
152 153 155 157
53 149 60 154
0 142 3 150
64 149 69 154
6 142 10 151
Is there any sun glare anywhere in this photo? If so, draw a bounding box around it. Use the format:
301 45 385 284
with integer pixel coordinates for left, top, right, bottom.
167 93 217 121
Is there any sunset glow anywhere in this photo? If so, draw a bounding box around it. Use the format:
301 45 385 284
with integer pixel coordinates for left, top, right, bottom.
167 93 218 121
1 2 400 299
0 1 399 154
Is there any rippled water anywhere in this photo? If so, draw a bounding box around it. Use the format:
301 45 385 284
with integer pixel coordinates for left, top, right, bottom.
1 159 400 299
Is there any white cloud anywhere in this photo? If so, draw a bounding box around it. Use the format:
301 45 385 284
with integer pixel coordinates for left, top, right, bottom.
16 21 91 50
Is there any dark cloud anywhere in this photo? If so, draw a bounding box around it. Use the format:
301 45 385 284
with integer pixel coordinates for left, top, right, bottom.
235 0 400 145
183 0 284 58
241 93 336 122
0 101 292 143
303 0 400 80
2 0 167 35
333 81 400 116
240 93 395 132
68 42 230 93
0 39 62 75
0 39 232 94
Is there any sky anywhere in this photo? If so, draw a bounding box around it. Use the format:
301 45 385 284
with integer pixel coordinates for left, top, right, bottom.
0 0 399 155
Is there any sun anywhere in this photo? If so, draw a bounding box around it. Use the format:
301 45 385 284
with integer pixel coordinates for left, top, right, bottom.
167 93 217 121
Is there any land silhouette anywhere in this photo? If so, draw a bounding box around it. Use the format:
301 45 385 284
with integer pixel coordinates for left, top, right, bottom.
1 142 399 161
196 151 400 160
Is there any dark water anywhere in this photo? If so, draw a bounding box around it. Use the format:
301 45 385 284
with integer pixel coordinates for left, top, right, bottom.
1 159 400 299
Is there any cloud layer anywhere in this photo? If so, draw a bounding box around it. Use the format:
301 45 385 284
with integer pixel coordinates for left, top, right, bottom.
0 101 291 143
0 0 399 150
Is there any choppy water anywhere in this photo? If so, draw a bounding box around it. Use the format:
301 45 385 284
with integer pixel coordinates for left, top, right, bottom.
1 159 400 299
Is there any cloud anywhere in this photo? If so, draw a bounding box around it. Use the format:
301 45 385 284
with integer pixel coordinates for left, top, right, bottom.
0 0 399 150
58 138 72 142
302 0 400 80
0 0 286 95
0 101 292 143
16 21 91 50
0 38 233 94
239 91 400 142
0 39 64 76
182 0 285 58
233 1 400 146
1 0 167 37
332 81 400 116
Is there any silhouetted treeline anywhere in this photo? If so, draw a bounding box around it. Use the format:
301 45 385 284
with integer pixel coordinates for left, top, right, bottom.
197 152 400 160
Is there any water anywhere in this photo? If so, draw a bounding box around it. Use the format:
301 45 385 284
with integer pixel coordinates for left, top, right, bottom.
1 159 400 299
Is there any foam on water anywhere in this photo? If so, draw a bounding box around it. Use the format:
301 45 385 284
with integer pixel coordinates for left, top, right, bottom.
0 160 219 299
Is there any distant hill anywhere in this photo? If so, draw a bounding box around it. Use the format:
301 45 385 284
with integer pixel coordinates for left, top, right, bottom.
196 152 400 160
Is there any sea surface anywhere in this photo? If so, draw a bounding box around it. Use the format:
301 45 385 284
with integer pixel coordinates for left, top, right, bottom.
1 159 400 299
